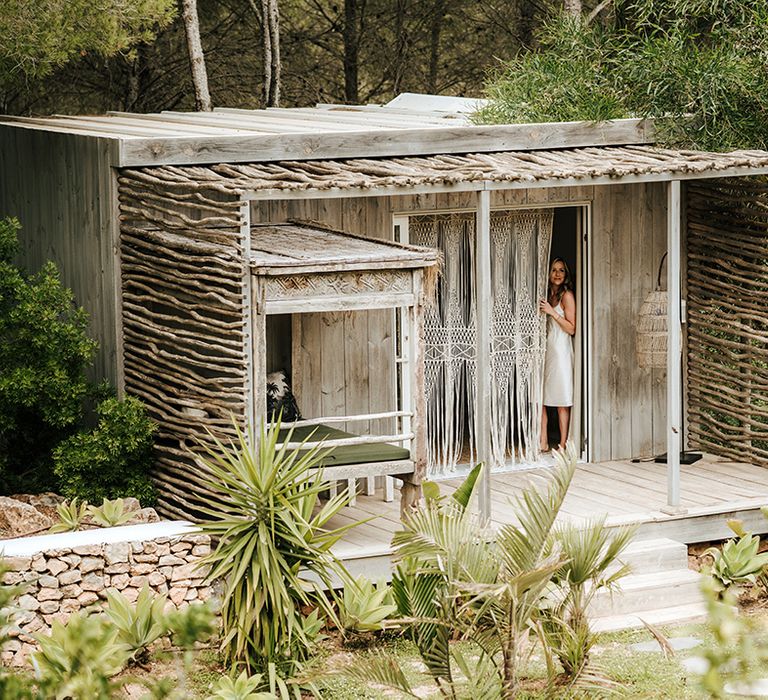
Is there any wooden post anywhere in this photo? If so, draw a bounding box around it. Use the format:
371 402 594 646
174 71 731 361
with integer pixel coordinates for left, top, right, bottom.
476 189 492 524
665 180 683 512
242 201 259 452
400 270 427 517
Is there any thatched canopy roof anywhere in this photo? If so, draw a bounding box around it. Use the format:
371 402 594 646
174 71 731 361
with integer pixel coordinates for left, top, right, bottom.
120 145 768 198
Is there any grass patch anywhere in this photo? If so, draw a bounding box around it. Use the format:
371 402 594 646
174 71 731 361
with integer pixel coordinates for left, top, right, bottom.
316 623 715 699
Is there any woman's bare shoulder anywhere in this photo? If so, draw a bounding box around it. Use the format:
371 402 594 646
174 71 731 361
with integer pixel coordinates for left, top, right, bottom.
562 290 576 304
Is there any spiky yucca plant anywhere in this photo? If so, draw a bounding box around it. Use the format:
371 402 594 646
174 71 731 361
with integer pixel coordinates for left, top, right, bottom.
198 419 353 677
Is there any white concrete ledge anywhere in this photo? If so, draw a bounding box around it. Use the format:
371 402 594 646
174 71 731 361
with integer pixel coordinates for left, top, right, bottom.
0 521 199 557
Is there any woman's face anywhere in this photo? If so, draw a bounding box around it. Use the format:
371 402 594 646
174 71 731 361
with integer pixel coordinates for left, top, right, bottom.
549 261 567 287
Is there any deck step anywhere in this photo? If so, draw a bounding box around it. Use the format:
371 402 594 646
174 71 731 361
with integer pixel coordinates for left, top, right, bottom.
589 568 703 618
591 602 708 633
588 536 707 632
614 537 689 574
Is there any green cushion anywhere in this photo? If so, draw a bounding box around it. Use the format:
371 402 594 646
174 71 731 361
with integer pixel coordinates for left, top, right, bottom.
278 424 410 467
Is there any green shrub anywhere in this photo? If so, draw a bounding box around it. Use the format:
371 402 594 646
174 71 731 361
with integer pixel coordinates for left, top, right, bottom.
339 575 397 635
104 585 169 663
476 1 768 151
53 396 157 505
87 497 139 527
0 562 34 699
705 519 768 594
206 671 276 700
0 217 96 493
32 611 129 700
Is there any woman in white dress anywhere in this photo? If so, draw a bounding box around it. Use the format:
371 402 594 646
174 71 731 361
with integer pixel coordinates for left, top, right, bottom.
539 258 576 451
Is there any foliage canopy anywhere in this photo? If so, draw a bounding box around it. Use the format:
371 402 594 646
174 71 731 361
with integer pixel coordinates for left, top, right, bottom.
477 0 768 151
0 0 175 91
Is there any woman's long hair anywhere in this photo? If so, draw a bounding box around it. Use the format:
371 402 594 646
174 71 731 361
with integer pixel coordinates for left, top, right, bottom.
549 257 573 304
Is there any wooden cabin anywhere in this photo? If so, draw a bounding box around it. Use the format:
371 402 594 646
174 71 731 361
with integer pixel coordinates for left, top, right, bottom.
1 95 768 540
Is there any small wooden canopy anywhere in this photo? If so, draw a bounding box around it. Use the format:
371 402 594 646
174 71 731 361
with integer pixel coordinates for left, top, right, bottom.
250 221 438 275
251 222 438 316
248 222 435 512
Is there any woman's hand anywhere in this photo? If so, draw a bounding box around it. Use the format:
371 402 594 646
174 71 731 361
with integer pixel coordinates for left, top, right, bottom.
539 299 554 316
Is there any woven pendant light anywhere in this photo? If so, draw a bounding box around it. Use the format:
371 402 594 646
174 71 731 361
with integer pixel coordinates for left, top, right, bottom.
636 253 668 369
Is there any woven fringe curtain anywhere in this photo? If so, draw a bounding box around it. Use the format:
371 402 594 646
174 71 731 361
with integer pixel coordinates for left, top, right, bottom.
410 210 553 474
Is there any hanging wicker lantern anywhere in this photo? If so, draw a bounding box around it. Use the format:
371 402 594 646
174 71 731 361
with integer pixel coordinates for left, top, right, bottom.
636 253 668 369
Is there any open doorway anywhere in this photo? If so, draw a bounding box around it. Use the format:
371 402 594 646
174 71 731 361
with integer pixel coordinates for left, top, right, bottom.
396 205 587 476
543 207 586 459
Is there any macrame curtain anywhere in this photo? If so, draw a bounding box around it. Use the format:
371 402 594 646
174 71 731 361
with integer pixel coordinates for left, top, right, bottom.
410 209 553 474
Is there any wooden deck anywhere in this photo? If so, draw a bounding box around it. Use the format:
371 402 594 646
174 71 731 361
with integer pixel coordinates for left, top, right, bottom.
330 454 768 577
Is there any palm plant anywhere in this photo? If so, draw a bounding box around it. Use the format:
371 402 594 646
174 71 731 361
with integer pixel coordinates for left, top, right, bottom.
197 419 353 678
341 446 635 699
537 517 635 687
462 448 575 699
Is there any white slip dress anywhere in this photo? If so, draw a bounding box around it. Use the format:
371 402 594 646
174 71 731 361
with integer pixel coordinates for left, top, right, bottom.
542 302 574 407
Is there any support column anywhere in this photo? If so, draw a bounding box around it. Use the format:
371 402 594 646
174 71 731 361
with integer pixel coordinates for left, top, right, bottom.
666 180 683 511
476 189 492 524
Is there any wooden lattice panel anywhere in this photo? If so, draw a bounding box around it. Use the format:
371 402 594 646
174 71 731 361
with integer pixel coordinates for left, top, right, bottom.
686 179 768 467
265 270 412 301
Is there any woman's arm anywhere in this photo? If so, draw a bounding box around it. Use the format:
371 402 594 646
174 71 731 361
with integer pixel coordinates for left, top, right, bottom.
539 291 576 335
555 291 576 336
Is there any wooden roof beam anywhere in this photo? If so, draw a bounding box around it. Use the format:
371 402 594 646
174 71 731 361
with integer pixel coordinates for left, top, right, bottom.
164 110 380 133
118 118 655 166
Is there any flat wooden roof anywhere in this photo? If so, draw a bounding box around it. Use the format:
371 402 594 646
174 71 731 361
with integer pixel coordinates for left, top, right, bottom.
0 98 655 167
249 221 439 275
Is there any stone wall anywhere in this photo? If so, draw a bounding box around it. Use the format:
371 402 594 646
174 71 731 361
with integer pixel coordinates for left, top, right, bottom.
1 531 212 666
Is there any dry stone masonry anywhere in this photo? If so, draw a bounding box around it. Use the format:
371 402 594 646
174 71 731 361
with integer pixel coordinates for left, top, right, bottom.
1 531 212 666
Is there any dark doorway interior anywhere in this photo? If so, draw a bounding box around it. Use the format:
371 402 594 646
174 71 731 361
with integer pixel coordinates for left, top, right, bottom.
544 206 580 452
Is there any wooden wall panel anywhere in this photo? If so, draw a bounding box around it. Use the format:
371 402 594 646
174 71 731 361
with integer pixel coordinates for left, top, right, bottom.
590 182 667 461
253 182 666 463
0 127 120 385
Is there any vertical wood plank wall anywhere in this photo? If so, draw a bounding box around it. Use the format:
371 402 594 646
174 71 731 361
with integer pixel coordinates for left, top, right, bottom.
591 182 668 461
0 127 120 385
252 182 667 462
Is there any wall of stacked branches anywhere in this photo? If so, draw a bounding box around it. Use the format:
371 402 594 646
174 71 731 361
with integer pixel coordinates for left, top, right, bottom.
117 169 250 519
686 178 768 467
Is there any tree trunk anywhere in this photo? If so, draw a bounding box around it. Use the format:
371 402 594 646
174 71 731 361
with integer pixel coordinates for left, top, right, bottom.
428 0 446 94
393 0 408 95
181 0 211 111
343 0 359 104
261 0 272 105
126 57 140 112
262 0 281 107
564 0 582 17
